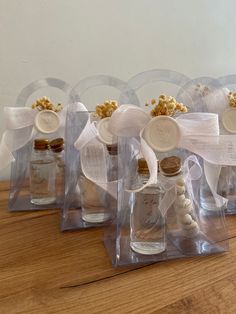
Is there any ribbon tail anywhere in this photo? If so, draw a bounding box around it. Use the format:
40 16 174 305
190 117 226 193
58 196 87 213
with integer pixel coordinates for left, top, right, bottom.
0 131 15 170
204 160 227 208
74 118 98 150
159 186 176 217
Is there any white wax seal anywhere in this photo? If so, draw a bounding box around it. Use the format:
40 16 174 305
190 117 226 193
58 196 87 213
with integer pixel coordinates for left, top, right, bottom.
222 108 236 133
34 110 60 134
142 116 181 152
97 117 117 145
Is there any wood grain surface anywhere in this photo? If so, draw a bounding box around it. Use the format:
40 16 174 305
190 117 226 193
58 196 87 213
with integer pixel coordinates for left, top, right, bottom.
0 180 236 314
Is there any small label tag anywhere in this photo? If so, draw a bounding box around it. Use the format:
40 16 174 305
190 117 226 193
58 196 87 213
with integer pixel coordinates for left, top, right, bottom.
222 108 236 133
97 117 117 145
34 110 60 134
143 116 181 152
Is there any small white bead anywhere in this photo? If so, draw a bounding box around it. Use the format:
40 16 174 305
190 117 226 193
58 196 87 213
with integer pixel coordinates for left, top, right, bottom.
183 225 199 237
176 184 185 195
175 194 185 204
182 220 198 230
176 178 185 187
180 214 193 225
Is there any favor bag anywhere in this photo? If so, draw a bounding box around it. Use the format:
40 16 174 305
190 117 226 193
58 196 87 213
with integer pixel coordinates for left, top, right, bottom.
103 70 228 266
0 78 74 211
178 76 236 215
61 75 138 230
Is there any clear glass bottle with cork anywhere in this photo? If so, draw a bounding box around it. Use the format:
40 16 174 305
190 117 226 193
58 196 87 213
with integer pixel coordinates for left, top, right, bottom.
106 144 118 216
30 139 56 205
49 138 65 205
130 158 165 255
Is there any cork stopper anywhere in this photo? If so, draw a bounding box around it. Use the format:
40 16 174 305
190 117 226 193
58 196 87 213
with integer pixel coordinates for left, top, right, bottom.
159 156 181 176
34 139 49 150
138 158 158 174
50 138 64 153
106 144 118 155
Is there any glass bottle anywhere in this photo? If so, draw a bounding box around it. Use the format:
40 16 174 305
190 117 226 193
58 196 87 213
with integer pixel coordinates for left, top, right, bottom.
49 138 65 205
79 144 118 223
30 139 56 205
199 161 226 214
106 144 118 216
217 165 236 214
130 158 166 255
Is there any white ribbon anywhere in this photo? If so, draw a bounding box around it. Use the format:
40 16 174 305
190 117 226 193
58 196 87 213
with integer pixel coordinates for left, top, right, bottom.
109 105 236 210
74 103 119 199
74 104 236 206
0 102 88 171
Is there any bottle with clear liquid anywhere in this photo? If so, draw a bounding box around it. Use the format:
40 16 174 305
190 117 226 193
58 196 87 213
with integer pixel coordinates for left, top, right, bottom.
30 139 56 205
50 138 65 205
217 165 236 214
199 161 226 214
130 158 165 255
106 144 118 215
79 144 118 223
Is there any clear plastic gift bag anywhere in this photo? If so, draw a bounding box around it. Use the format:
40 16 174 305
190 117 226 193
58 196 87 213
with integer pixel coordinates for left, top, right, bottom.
178 76 236 215
0 78 74 211
61 75 138 230
103 70 228 266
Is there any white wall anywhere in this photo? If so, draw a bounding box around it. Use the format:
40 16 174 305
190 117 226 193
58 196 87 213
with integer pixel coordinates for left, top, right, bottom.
0 0 236 179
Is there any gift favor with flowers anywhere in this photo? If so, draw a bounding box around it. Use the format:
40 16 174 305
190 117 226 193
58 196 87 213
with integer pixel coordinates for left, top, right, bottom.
0 78 74 211
103 69 229 266
61 75 139 230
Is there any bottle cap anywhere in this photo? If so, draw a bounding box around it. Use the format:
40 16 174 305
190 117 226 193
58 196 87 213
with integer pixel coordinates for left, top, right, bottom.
138 158 158 174
159 156 181 176
34 139 49 150
34 110 60 134
50 138 64 152
142 116 181 152
106 144 118 155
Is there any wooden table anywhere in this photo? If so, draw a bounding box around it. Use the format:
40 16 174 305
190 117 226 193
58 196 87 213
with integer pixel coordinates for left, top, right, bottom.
1 181 236 314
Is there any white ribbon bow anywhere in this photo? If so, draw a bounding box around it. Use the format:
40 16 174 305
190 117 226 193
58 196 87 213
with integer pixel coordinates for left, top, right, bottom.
0 102 87 171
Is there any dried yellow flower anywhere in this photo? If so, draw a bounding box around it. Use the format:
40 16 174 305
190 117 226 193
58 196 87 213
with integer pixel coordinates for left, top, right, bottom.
95 100 118 119
228 92 236 108
32 96 63 112
146 94 188 117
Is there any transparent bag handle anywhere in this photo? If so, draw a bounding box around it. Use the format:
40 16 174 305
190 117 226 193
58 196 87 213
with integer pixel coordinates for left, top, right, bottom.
119 69 190 105
218 74 236 87
177 76 226 113
69 74 139 106
15 77 76 107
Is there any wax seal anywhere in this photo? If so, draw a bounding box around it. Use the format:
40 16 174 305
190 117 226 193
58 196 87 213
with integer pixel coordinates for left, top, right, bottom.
34 110 60 134
142 116 181 152
222 108 236 133
97 117 117 145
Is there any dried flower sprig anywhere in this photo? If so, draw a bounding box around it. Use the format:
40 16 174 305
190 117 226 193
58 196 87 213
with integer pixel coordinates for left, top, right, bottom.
228 92 236 108
95 100 118 119
32 96 63 112
145 94 188 117
194 83 210 97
